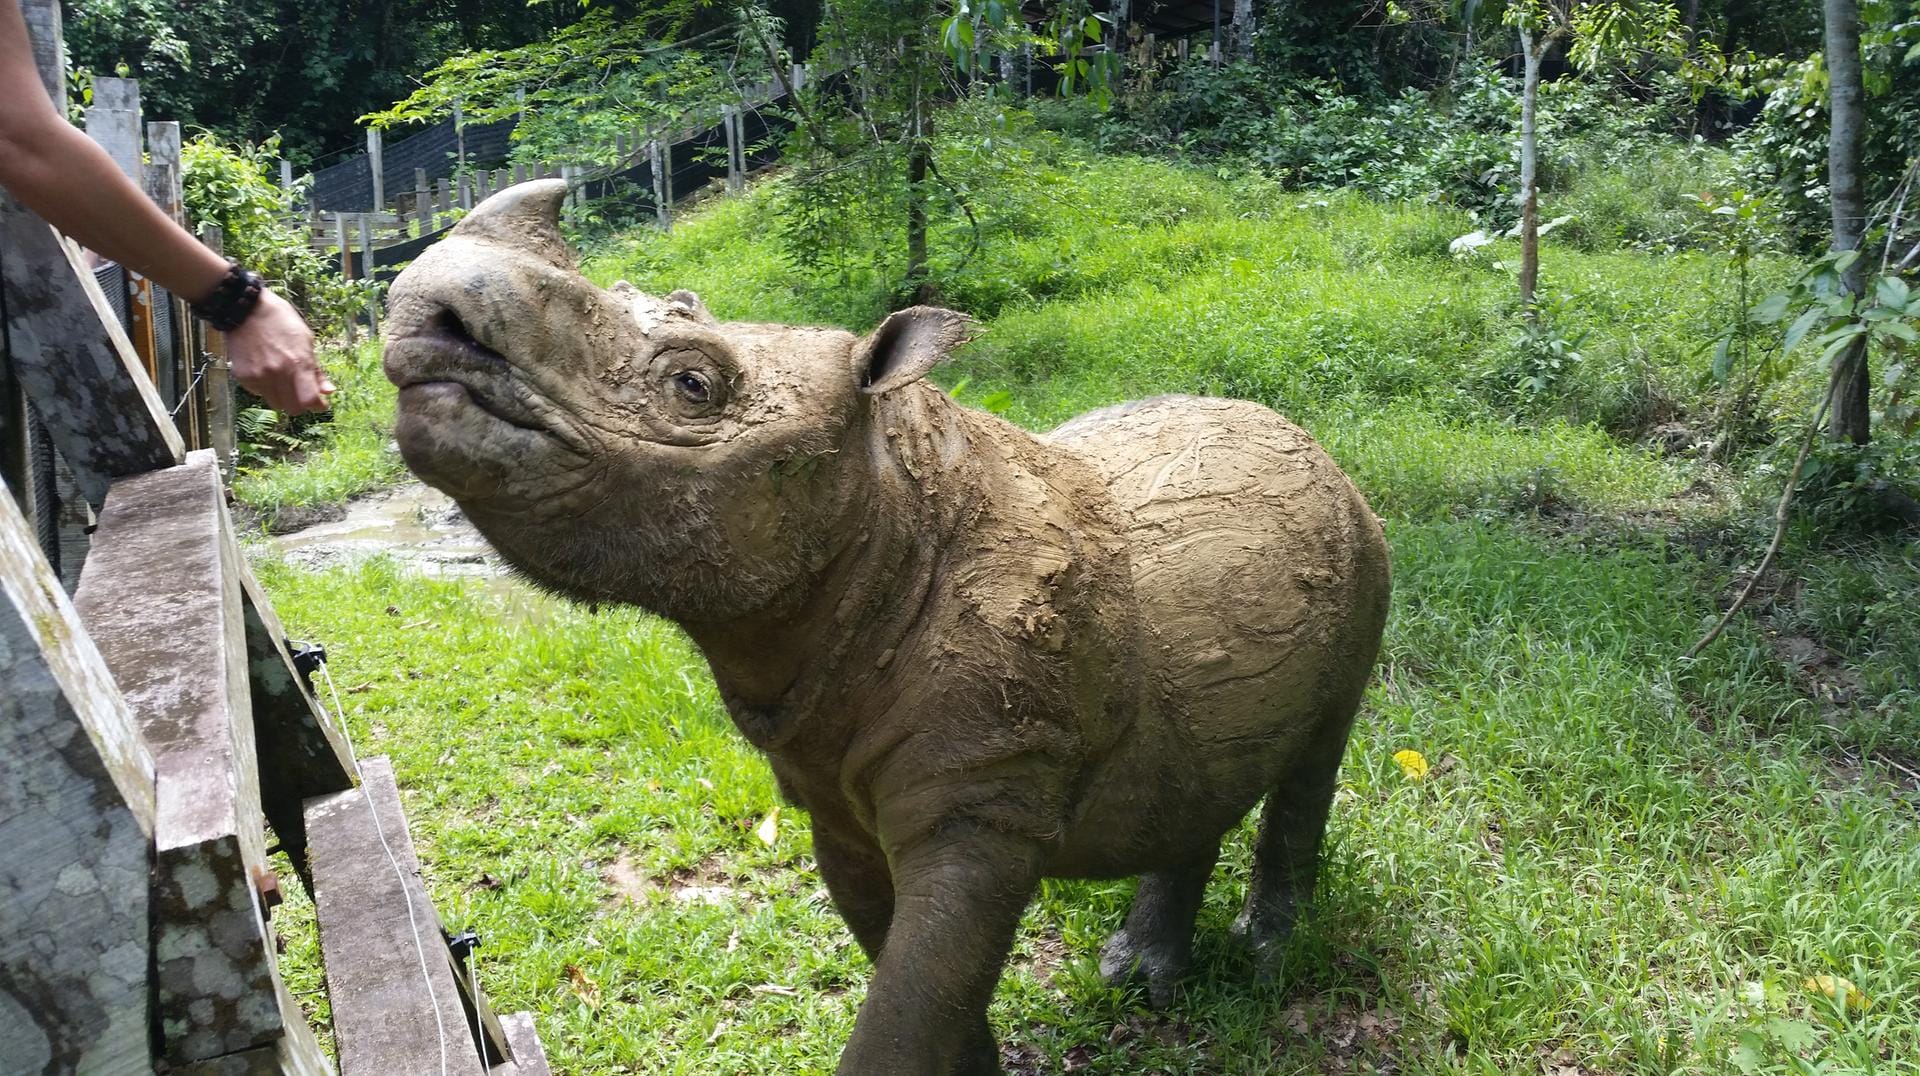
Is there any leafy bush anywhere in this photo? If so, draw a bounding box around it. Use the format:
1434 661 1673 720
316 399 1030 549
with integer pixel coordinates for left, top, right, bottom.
181 133 371 335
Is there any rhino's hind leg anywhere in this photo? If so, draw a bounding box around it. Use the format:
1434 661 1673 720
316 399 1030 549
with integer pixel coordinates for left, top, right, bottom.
1230 750 1342 972
1098 846 1220 1008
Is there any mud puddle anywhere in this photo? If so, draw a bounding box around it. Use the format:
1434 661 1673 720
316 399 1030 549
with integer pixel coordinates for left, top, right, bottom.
266 482 502 576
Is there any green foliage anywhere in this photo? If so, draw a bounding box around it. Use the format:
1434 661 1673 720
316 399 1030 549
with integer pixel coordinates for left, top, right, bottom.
1733 10 1920 245
180 134 371 335
364 7 775 170
231 341 405 529
64 0 579 158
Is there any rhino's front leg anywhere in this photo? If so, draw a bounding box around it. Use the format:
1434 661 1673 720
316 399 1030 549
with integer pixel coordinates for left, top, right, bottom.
835 831 1042 1076
813 825 894 961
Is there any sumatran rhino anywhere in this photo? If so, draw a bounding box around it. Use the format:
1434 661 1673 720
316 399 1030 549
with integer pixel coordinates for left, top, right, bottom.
382 181 1391 1074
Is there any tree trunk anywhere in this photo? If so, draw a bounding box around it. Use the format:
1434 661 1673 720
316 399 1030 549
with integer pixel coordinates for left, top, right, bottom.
1232 0 1255 59
1518 27 1544 318
904 68 932 305
1824 0 1871 444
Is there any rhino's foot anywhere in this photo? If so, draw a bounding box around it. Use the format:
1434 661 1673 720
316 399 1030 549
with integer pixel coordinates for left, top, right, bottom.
1099 926 1193 1009
1098 855 1217 1009
1228 903 1298 977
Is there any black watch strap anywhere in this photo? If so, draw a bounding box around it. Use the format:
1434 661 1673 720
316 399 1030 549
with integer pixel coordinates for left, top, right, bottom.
192 262 266 332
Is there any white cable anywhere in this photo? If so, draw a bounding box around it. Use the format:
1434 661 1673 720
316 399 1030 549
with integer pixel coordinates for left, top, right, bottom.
317 659 452 1076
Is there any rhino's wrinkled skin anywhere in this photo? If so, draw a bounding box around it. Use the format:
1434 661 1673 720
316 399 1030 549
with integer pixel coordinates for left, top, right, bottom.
383 181 1391 1075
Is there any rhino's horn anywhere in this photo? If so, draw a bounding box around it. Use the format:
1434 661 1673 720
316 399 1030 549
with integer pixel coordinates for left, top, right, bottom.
449 178 575 270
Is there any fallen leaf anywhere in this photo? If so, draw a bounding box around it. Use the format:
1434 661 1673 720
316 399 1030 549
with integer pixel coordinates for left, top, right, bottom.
565 965 601 1010
1393 748 1431 780
1106 1023 1133 1045
346 682 373 695
705 1019 731 1045
1804 974 1871 1011
1062 1045 1096 1071
475 872 502 891
755 805 781 846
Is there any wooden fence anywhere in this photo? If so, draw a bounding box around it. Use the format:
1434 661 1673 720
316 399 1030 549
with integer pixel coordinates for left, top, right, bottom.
0 3 550 1072
301 69 800 288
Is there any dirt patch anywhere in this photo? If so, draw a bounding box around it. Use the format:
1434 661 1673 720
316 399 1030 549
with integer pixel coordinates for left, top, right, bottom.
1276 1000 1403 1072
600 853 739 909
234 499 348 536
1016 929 1069 987
264 482 502 576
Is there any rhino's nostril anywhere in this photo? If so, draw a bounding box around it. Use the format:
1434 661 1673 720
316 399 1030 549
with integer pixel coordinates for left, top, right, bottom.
430 307 506 367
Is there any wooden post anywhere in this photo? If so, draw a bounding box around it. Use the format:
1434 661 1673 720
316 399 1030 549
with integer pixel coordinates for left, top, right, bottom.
435 177 453 225
72 451 321 1065
334 213 352 279
280 158 295 191
366 128 385 212
356 214 378 333
85 76 142 182
513 162 528 185
649 139 667 230
458 173 473 211
453 97 467 177
144 120 199 447
84 76 163 387
197 225 235 479
414 167 431 233
1 482 157 1076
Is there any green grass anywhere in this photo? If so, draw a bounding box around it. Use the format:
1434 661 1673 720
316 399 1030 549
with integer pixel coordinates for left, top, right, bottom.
231 339 406 530
250 140 1919 1073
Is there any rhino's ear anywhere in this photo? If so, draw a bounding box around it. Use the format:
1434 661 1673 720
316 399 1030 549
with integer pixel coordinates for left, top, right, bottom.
856 307 973 395
667 289 716 325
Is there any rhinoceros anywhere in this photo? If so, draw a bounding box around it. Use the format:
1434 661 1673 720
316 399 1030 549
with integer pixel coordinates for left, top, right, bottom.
382 180 1390 1075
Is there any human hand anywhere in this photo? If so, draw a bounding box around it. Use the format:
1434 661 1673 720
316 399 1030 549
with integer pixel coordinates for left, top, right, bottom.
224 288 335 414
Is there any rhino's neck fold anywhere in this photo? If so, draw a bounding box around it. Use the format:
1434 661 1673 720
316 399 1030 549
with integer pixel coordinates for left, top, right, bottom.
684 384 981 756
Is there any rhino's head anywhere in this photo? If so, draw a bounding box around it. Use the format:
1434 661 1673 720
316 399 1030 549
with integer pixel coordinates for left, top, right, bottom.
383 180 969 622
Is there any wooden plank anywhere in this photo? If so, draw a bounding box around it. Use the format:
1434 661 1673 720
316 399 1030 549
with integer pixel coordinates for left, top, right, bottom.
492 1013 552 1076
0 471 155 1076
237 557 355 893
0 199 184 506
307 757 486 1076
72 450 288 1064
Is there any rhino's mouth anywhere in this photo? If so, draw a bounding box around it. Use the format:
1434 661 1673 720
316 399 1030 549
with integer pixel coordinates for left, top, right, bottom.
389 309 563 437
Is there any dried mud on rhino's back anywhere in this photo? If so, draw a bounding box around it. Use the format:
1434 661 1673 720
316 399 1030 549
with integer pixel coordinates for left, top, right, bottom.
1047 394 1386 716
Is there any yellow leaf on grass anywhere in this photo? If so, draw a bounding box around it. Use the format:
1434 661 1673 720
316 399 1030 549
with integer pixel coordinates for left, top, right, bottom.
1804 974 1871 1011
566 964 601 1010
755 805 780 846
1393 749 1430 780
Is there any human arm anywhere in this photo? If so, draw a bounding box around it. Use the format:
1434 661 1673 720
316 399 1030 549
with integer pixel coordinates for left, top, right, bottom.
0 0 332 413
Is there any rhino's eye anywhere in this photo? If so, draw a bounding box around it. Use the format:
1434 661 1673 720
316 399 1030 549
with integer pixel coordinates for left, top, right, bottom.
671 370 711 404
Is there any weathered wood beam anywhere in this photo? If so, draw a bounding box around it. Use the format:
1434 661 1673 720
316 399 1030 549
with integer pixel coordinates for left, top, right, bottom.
72 450 290 1064
0 215 183 504
237 557 355 894
493 1013 553 1076
307 756 487 1076
0 470 155 1074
